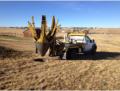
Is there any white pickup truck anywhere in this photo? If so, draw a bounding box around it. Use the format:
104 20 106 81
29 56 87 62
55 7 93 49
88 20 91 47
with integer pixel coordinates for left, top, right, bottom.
63 32 97 59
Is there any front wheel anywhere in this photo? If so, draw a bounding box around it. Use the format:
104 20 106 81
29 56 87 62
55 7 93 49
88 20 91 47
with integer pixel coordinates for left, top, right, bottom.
91 45 97 55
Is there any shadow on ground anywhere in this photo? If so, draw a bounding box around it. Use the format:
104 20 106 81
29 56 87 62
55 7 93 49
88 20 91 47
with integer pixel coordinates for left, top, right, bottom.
1 45 119 60
68 52 120 60
0 46 31 59
34 58 45 62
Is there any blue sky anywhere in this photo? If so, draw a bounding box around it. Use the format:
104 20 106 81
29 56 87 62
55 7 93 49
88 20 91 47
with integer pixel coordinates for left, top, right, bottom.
0 1 120 27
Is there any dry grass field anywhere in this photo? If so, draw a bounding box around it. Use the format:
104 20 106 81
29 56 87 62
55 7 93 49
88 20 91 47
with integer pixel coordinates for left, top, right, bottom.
0 28 120 90
0 27 23 37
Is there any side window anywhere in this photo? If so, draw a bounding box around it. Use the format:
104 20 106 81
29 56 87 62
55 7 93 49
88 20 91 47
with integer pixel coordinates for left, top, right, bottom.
85 36 91 43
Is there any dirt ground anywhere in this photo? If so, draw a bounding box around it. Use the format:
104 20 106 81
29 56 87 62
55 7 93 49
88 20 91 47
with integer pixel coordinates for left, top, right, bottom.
0 28 120 90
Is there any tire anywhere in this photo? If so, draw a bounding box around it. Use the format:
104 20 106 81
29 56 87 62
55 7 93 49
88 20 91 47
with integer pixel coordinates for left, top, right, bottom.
58 51 64 60
66 49 72 59
91 45 97 55
66 48 78 60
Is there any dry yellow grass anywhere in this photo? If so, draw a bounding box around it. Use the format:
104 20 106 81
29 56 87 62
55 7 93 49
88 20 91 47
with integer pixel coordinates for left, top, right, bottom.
0 27 23 37
0 28 120 90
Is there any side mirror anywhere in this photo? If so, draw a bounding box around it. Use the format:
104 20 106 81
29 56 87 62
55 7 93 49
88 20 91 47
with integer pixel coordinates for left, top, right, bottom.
90 39 94 43
92 39 95 42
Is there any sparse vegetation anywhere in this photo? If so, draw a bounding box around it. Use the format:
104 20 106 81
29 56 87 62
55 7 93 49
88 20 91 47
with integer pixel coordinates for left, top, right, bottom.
0 35 22 40
0 46 33 60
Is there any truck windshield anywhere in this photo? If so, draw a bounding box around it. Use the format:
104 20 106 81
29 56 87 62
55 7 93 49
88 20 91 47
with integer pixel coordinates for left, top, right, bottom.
69 35 84 42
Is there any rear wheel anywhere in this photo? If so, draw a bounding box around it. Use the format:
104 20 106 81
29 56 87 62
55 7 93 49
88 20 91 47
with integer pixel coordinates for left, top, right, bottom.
66 48 78 59
66 49 72 59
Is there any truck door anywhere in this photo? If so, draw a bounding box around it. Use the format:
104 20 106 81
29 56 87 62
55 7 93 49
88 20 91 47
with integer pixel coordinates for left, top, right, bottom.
84 36 93 52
